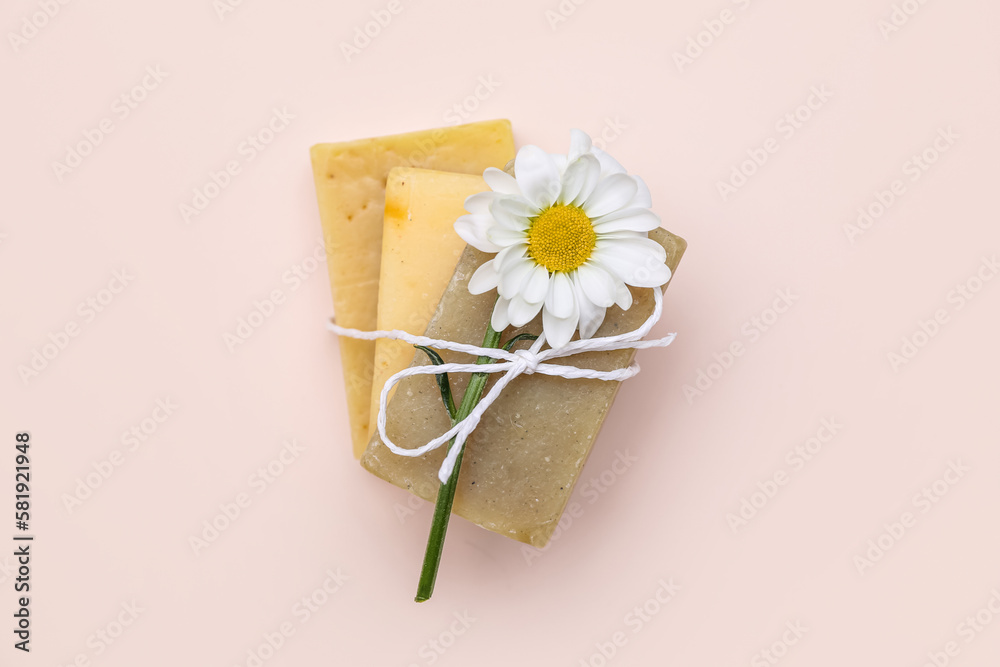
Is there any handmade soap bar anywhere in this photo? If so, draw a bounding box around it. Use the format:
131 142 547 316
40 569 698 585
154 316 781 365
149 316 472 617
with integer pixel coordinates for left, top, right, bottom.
369 168 489 441
361 228 686 547
310 120 515 457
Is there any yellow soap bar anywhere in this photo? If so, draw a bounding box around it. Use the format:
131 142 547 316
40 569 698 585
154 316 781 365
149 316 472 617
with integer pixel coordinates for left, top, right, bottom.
309 120 515 458
369 168 489 440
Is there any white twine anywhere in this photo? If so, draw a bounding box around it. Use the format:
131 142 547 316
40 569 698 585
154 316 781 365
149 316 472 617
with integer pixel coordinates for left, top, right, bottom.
327 288 675 483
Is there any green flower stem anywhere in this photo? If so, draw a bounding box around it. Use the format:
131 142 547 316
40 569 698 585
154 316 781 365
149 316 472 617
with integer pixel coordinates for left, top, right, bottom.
414 321 502 603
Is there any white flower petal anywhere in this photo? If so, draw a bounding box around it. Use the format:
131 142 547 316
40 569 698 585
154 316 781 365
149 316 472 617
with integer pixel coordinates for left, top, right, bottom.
496 243 528 271
579 306 605 339
545 271 575 319
521 264 550 304
464 191 496 215
592 242 671 288
487 226 528 247
600 235 668 262
497 196 540 217
635 263 671 288
588 256 631 308
573 272 607 339
515 146 562 209
498 257 535 298
550 153 567 174
628 175 652 209
543 300 579 349
568 129 593 162
592 208 661 233
454 214 502 253
591 146 627 176
595 230 652 242
561 154 601 206
614 281 633 310
490 201 531 231
508 295 544 327
468 259 500 295
651 262 672 286
483 167 520 195
576 262 617 308
588 249 624 277
583 174 639 218
490 198 537 232
588 250 634 285
491 296 512 331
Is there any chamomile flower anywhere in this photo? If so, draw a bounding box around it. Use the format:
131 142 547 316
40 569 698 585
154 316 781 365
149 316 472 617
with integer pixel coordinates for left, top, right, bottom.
454 129 671 348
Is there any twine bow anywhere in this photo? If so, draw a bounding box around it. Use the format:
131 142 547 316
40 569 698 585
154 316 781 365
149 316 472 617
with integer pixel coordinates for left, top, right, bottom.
327 288 674 483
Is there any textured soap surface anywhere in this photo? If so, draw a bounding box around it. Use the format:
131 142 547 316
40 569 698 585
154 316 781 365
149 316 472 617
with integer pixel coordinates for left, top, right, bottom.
369 168 490 441
361 228 686 547
310 120 515 457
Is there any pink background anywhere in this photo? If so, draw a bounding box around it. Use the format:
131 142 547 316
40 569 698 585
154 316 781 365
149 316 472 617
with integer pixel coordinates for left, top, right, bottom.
3 0 999 665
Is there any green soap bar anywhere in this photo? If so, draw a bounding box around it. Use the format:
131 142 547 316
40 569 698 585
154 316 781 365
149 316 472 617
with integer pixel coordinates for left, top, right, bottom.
361 228 686 547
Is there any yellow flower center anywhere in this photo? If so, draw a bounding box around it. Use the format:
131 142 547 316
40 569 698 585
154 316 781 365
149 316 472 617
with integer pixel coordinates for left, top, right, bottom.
526 204 596 272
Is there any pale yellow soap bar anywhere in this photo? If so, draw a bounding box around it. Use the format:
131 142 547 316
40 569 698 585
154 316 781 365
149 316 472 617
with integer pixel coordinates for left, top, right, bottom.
362 228 686 547
369 168 489 440
310 120 515 458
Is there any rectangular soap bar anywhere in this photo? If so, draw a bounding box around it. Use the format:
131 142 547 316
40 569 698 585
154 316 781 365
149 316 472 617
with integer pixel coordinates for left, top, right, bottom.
361 228 686 547
309 120 515 458
369 168 490 441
